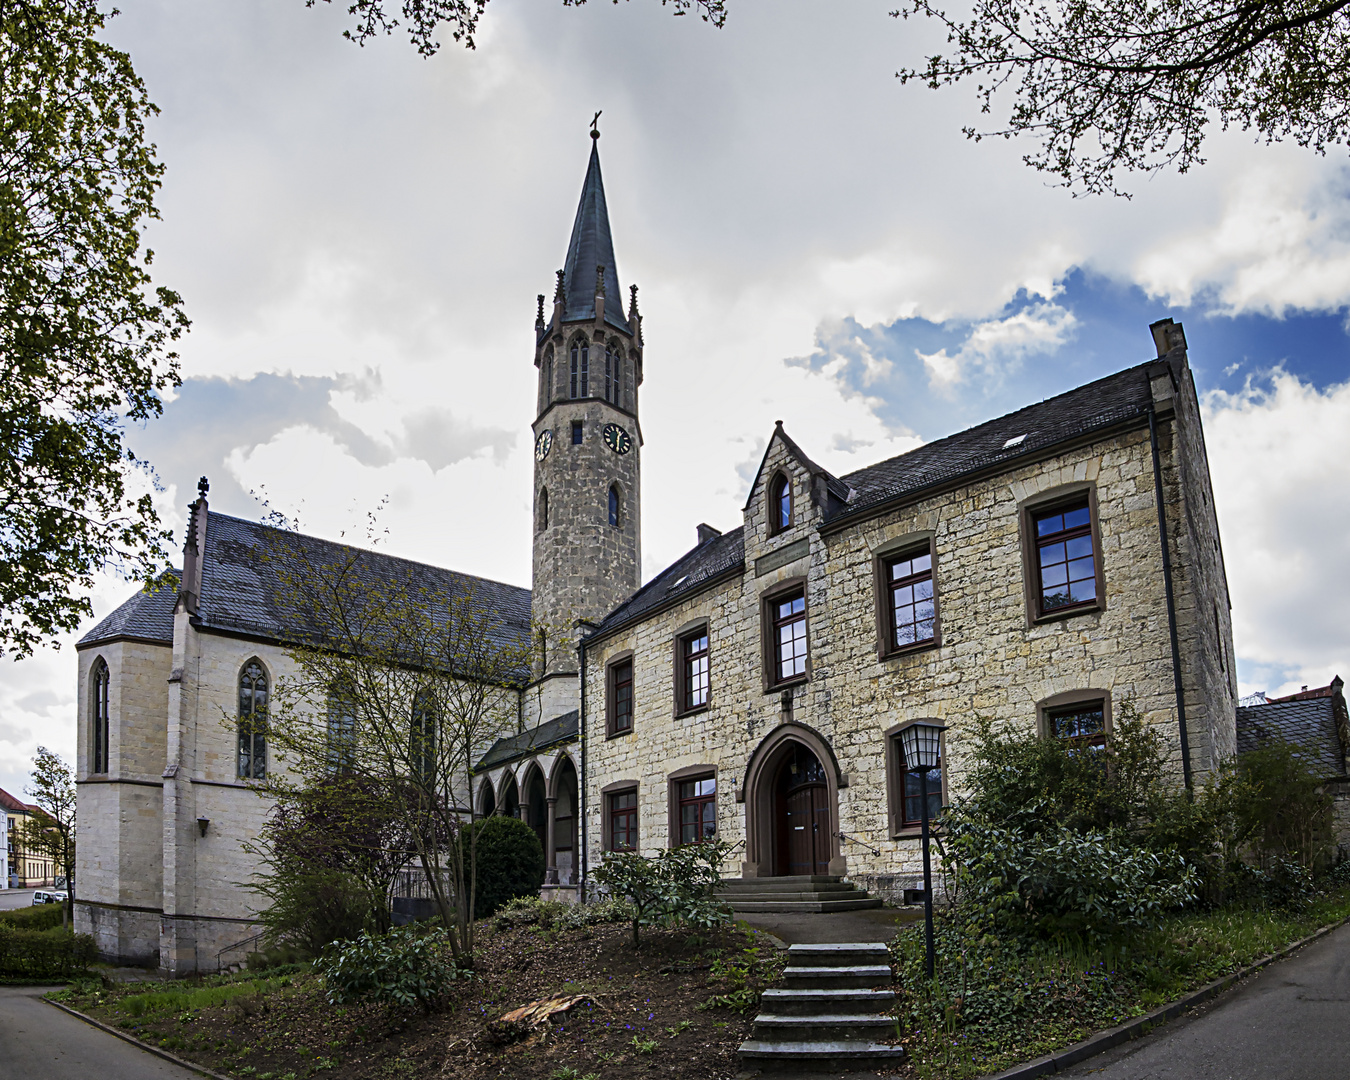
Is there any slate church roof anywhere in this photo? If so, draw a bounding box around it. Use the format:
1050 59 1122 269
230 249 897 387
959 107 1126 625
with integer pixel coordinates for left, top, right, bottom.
81 514 533 682
590 358 1163 638
77 570 180 647
477 710 579 771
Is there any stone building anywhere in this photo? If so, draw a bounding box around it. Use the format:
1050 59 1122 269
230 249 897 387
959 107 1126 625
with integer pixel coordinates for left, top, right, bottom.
74 132 1241 968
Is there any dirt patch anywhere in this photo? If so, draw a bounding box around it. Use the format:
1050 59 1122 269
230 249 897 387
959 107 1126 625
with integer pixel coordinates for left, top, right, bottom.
57 921 802 1080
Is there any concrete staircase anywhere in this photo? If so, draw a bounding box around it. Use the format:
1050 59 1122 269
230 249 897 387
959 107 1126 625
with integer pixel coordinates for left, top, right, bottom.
718 875 882 914
739 943 906 1073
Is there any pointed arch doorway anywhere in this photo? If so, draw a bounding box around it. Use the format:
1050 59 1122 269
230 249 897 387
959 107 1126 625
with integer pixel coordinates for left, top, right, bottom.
743 723 844 878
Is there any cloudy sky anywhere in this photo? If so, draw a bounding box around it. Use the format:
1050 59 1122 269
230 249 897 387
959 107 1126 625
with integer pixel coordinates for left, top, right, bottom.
2 0 1347 798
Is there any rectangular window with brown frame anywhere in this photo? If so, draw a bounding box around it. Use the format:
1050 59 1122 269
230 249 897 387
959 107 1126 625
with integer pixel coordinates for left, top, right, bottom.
886 726 944 834
608 789 638 851
677 777 716 844
1032 497 1099 617
770 590 808 686
884 545 936 653
608 657 634 737
1047 701 1107 754
677 628 710 714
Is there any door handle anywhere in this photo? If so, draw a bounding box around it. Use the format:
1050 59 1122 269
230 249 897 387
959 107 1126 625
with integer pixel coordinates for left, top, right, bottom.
793 826 805 830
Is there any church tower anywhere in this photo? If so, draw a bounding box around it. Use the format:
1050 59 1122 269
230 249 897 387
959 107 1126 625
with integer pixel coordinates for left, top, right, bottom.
530 130 643 687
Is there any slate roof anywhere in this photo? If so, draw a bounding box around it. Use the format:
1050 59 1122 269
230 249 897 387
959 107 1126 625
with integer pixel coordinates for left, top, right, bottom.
194 513 533 679
831 360 1158 524
477 710 578 771
1237 698 1347 778
78 570 181 648
550 139 630 336
591 359 1162 639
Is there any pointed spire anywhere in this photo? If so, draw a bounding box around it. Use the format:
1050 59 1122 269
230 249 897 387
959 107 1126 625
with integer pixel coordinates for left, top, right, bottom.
561 136 629 333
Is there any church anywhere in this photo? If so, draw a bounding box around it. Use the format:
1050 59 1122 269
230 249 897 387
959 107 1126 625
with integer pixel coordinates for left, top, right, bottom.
73 133 1239 972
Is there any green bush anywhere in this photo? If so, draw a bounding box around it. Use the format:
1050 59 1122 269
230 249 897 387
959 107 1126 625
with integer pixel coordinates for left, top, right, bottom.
0 924 95 978
314 925 463 1010
492 895 633 932
591 839 733 948
462 815 545 918
258 868 378 958
0 904 65 931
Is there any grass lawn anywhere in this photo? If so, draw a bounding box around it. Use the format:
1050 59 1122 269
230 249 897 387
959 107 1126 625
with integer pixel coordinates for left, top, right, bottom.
44 886 1350 1080
49 916 783 1080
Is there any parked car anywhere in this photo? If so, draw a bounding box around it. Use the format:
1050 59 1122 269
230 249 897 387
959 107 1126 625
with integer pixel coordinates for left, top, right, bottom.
32 890 67 905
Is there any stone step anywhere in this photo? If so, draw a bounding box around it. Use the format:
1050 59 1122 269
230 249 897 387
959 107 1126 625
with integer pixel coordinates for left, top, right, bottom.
737 1039 907 1071
753 1013 898 1041
783 964 892 990
726 889 870 903
759 988 897 1016
728 897 883 914
720 875 841 886
788 942 891 968
720 880 854 892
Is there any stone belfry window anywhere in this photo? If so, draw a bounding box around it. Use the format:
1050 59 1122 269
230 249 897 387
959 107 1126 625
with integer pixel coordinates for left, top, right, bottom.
570 340 589 398
604 343 623 405
90 657 110 774
608 484 621 527
237 659 268 780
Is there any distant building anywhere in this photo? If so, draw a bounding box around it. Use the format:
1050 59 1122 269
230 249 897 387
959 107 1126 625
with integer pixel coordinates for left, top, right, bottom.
1237 676 1350 855
1 787 54 888
75 133 1241 971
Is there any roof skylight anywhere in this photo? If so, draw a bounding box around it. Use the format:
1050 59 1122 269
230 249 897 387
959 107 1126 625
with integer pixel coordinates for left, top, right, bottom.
1002 434 1028 449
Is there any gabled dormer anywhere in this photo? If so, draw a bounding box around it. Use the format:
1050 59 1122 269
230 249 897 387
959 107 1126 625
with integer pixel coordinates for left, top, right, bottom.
742 422 853 565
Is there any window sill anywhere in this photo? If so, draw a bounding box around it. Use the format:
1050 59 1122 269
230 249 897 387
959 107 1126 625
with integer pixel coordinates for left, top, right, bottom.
605 727 634 741
674 703 710 720
765 674 809 694
890 825 945 840
1031 602 1102 626
879 639 939 663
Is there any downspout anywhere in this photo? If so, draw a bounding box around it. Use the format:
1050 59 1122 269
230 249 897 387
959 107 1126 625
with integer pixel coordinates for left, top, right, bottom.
1149 404 1193 791
578 635 588 900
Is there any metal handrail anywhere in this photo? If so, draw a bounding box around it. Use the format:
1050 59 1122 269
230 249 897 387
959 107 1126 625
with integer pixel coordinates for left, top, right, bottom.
834 831 882 858
216 930 266 972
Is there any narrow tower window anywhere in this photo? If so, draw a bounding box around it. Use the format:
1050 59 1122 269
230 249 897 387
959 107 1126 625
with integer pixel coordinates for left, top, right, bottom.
539 488 549 532
570 340 589 398
770 474 792 534
609 484 621 527
572 420 583 444
90 658 110 774
544 350 553 406
237 659 268 780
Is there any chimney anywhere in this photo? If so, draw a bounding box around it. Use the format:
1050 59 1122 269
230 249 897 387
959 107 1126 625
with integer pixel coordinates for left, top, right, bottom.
1150 318 1187 358
1331 675 1349 771
696 523 722 546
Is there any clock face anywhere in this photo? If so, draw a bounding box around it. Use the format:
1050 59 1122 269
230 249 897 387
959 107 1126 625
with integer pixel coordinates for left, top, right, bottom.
603 423 633 455
534 430 553 461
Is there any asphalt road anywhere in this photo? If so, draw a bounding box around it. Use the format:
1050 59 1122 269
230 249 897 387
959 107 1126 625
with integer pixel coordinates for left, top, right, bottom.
0 986 198 1080
0 889 38 910
1061 921 1350 1079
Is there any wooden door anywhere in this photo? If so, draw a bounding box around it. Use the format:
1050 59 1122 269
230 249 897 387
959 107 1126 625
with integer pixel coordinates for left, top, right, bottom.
782 783 829 876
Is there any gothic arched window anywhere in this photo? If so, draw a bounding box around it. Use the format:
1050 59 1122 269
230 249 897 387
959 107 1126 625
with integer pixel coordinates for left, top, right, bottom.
570 340 589 398
411 690 437 788
539 488 549 532
544 347 554 407
609 484 621 528
237 659 268 780
90 658 110 774
327 681 358 773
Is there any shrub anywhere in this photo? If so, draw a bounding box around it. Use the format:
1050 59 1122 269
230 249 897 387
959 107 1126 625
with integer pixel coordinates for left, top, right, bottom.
492 895 633 933
0 904 65 931
461 815 545 918
0 924 96 978
315 925 463 1010
591 839 733 948
1234 742 1334 871
258 868 378 958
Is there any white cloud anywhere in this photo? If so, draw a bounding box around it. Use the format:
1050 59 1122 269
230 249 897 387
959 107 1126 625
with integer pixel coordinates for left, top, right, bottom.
1205 371 1350 696
916 302 1079 393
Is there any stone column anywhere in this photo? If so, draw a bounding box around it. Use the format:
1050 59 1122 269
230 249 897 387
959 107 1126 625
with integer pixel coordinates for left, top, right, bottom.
544 796 558 885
